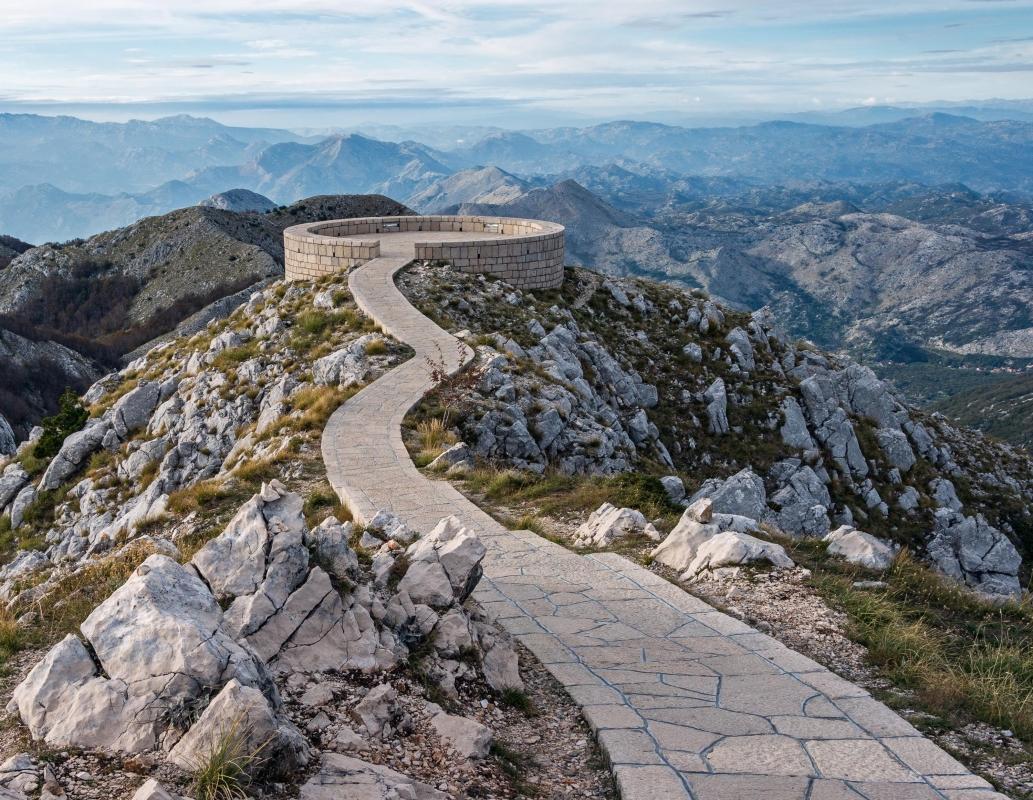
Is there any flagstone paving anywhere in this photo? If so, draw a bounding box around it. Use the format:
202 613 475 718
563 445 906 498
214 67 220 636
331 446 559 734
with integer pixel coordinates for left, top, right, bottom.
321 230 1010 799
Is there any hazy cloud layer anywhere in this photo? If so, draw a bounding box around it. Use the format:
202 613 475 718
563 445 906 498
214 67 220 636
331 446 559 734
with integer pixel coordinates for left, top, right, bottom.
1 0 1031 125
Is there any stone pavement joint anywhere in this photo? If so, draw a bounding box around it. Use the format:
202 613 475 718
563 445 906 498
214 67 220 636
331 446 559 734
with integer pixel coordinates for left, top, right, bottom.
320 230 1009 800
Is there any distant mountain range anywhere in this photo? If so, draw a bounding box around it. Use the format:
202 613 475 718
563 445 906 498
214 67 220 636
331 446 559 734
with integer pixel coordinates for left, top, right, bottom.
1 111 1032 446
5 112 1033 242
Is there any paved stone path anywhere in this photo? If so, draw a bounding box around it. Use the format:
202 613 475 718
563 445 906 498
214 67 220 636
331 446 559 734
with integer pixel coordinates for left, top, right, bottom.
322 233 1009 799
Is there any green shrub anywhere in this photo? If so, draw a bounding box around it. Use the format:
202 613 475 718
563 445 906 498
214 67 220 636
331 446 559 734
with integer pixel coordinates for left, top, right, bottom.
33 389 88 459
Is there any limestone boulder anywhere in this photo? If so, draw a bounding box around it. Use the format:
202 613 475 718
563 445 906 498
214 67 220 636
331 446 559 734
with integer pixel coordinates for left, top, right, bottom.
430 708 492 760
874 427 916 473
299 753 447 800
406 516 485 603
193 480 308 606
428 442 472 471
681 531 794 580
0 753 38 796
660 475 686 505
651 513 720 574
366 509 415 544
131 779 181 800
767 464 831 538
573 503 660 547
38 419 111 491
470 611 524 692
167 679 309 777
704 378 729 435
305 516 359 580
929 478 963 512
824 526 897 571
397 560 454 609
927 511 1021 598
312 336 380 387
0 414 15 457
780 397 816 450
725 327 755 371
0 463 28 512
897 486 921 512
10 552 273 753
688 468 767 521
354 684 410 738
82 552 271 713
110 381 161 440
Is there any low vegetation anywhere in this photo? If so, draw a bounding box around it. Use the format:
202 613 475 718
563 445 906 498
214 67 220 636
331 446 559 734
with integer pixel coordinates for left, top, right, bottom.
190 715 268 800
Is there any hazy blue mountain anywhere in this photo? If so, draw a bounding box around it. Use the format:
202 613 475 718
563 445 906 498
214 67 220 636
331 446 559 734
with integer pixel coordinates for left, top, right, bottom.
445 115 1033 194
0 113 309 196
0 181 210 243
406 166 533 212
184 133 454 204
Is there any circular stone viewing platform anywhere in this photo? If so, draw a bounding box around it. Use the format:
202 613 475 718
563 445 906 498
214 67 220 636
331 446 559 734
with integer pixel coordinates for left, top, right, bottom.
283 215 565 289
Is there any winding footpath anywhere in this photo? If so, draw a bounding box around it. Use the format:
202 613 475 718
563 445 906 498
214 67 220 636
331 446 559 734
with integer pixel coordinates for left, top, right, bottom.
322 233 1009 800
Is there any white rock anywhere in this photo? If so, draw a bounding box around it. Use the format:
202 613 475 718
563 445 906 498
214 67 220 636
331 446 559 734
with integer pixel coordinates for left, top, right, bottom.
650 513 719 573
333 726 369 752
660 476 686 505
354 684 401 738
0 753 38 795
110 381 161 440
299 753 447 800
130 779 180 800
397 560 454 609
681 531 794 580
430 710 492 760
824 526 897 571
572 503 660 547
167 679 308 776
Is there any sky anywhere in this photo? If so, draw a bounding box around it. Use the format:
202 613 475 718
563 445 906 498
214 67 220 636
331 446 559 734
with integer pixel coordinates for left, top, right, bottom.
1 0 1032 129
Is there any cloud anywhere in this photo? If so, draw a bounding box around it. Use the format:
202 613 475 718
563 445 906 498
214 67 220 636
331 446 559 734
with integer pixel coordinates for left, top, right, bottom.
1 0 1032 124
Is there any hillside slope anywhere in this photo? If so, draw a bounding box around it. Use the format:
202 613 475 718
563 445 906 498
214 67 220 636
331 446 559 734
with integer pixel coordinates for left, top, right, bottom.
933 372 1033 448
0 234 32 269
0 194 412 439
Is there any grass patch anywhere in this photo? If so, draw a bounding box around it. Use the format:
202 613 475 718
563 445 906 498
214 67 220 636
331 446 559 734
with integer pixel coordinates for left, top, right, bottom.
498 687 538 717
364 338 388 356
303 484 350 527
460 467 678 523
190 713 269 800
416 418 456 455
0 607 30 665
491 741 538 797
283 386 356 433
813 551 1033 738
211 342 259 372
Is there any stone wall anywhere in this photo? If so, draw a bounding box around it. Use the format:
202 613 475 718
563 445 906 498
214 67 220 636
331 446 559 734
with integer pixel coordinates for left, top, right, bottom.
282 226 380 281
283 216 565 289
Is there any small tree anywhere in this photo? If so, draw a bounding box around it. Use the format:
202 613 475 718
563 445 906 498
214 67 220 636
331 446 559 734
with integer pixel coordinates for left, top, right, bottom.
33 389 88 459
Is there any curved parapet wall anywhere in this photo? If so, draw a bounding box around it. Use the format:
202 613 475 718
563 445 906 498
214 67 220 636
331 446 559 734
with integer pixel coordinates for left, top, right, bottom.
283 215 565 289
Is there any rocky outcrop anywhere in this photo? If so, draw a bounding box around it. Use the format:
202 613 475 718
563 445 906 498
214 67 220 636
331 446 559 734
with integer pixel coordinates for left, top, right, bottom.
399 264 1033 600
313 335 382 388
688 468 767 521
9 482 521 784
0 416 15 457
166 678 309 776
926 511 1022 598
9 552 274 753
651 499 793 581
572 503 660 547
462 318 671 474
